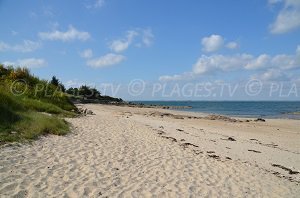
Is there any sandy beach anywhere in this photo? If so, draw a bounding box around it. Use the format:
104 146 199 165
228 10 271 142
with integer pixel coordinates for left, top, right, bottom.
0 104 299 197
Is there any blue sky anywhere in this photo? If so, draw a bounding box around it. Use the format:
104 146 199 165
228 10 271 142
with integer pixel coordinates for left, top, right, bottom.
1 0 300 100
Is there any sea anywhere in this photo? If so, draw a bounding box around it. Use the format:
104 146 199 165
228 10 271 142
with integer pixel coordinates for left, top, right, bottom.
132 101 300 119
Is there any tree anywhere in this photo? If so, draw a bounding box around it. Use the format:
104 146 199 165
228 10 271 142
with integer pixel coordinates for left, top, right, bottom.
66 87 79 96
50 76 59 86
78 85 101 99
79 85 92 98
59 83 66 92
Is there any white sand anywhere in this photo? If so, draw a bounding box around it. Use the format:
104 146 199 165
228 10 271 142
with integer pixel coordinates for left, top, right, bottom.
0 104 299 197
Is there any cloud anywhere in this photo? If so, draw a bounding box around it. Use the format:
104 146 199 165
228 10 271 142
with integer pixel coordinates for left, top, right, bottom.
0 40 41 53
246 47 300 70
251 69 288 81
245 54 271 70
11 30 18 36
159 45 300 81
201 34 238 52
86 53 125 68
159 72 194 82
86 0 105 9
226 42 239 49
142 28 154 47
2 58 47 68
193 54 253 74
109 30 139 53
42 6 55 17
39 25 91 42
94 0 105 8
268 0 283 4
80 49 93 58
269 0 300 34
109 28 154 52
201 34 224 52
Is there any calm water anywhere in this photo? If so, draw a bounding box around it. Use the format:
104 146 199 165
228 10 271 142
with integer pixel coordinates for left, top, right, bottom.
133 101 300 119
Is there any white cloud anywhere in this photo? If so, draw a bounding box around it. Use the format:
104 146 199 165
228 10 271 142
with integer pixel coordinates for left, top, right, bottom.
39 25 91 42
201 34 224 52
0 40 41 53
86 53 125 68
2 58 47 68
86 0 105 9
246 46 300 70
159 73 194 82
193 54 253 74
11 30 18 36
109 28 154 52
245 54 271 70
268 0 282 4
94 0 105 8
80 49 93 58
109 30 138 53
142 28 154 47
159 45 300 81
269 0 300 34
0 42 9 51
226 42 239 49
252 69 288 81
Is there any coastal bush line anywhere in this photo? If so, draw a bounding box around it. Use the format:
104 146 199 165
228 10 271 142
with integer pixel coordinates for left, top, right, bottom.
0 63 125 143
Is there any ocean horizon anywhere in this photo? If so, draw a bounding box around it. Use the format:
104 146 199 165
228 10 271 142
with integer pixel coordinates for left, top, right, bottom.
132 101 300 119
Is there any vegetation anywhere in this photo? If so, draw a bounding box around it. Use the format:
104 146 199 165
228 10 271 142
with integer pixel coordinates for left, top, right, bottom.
66 85 123 103
0 64 76 143
0 64 124 143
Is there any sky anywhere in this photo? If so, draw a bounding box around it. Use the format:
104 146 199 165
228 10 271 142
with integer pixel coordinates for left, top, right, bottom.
0 0 300 100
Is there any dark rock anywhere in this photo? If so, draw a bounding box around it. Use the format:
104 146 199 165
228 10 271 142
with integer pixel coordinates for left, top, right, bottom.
181 142 199 148
208 154 220 159
272 164 300 175
248 149 261 153
228 137 236 141
207 151 215 153
254 118 266 122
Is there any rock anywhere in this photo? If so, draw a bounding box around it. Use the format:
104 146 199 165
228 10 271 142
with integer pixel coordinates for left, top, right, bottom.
248 149 261 153
208 154 220 159
254 118 265 122
221 137 236 141
272 164 300 175
11 131 17 134
228 137 236 141
205 114 238 122
86 110 93 115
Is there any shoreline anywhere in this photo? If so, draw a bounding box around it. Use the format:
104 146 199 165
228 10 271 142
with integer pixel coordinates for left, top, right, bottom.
106 102 300 120
126 101 300 120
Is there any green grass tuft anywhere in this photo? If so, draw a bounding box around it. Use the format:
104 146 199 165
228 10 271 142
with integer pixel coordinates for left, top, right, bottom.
0 111 70 142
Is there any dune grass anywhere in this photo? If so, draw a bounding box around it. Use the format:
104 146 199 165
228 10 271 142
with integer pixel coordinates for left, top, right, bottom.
0 65 78 143
0 111 70 142
0 89 74 143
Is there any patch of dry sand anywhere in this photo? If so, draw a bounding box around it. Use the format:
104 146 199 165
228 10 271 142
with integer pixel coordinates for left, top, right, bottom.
0 104 299 197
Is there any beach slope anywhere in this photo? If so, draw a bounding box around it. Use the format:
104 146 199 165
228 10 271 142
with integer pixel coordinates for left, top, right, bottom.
0 104 299 197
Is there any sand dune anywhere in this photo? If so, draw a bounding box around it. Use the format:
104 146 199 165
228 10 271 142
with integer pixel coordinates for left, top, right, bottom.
0 104 299 197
